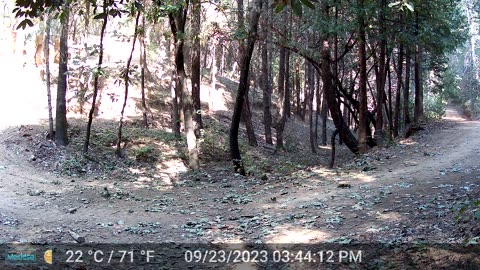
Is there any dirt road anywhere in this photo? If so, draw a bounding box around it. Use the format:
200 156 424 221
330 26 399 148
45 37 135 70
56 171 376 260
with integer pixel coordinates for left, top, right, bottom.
0 102 478 245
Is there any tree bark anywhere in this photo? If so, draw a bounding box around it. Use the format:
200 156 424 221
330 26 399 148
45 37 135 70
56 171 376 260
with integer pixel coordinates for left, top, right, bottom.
308 62 316 153
140 13 149 128
413 12 424 123
44 13 54 140
191 0 202 137
403 46 411 134
321 41 359 154
276 44 287 150
261 14 272 145
169 1 199 170
116 9 141 157
374 0 387 146
358 0 368 153
56 4 69 146
414 45 424 123
84 1 108 152
229 0 263 175
393 45 403 137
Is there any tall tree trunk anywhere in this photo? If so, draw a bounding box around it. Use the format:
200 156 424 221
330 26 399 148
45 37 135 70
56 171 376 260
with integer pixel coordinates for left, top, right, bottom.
403 47 411 134
315 71 320 147
170 42 181 137
374 0 387 146
229 0 262 175
393 45 403 138
116 10 141 157
308 62 316 153
358 0 368 153
84 1 108 152
209 40 217 111
169 1 199 170
321 86 328 146
414 45 423 123
191 0 202 137
295 60 302 119
44 13 54 140
321 40 359 154
276 44 286 150
413 12 424 124
56 4 69 146
140 13 149 128
237 0 257 147
285 50 291 118
261 12 272 145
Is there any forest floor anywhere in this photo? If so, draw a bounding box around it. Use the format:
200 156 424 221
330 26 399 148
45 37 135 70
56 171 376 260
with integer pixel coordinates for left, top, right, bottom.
1 54 480 268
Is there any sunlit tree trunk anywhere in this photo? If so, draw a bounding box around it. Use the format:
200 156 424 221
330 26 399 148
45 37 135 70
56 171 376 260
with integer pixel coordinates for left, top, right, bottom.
229 0 263 175
56 4 69 146
84 0 108 152
44 13 54 140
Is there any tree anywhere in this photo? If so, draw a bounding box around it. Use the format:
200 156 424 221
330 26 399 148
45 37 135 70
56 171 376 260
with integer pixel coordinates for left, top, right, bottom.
44 13 54 140
168 0 199 170
261 6 273 145
84 0 109 152
116 3 142 157
357 0 368 153
191 0 202 137
56 1 69 146
229 0 263 175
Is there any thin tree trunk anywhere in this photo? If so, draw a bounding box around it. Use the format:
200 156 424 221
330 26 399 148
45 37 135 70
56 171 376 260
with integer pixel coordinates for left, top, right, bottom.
140 13 149 128
295 60 302 119
276 44 286 150
56 4 69 146
414 12 424 123
209 41 217 111
116 10 141 157
170 42 181 137
44 13 54 140
414 45 423 123
191 0 202 137
84 1 108 152
229 0 262 175
374 0 387 146
321 40 359 154
393 45 403 137
261 12 272 145
321 86 328 146
315 71 320 147
308 62 316 153
403 47 411 134
169 1 199 170
237 0 257 147
358 0 368 153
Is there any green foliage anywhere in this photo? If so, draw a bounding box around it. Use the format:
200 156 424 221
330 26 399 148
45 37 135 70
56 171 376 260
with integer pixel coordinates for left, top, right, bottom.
198 123 229 162
456 198 480 244
424 93 446 119
440 67 462 102
274 0 315 16
134 145 157 162
388 1 414 12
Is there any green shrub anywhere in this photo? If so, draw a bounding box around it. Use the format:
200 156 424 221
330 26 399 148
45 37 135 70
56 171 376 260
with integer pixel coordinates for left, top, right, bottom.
134 145 156 162
424 93 446 119
199 123 229 162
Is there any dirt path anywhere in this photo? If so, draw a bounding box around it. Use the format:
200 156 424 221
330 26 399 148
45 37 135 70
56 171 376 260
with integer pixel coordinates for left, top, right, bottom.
0 105 478 245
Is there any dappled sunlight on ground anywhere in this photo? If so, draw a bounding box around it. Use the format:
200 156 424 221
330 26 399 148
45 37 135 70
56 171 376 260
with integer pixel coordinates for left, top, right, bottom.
265 225 330 242
346 172 377 183
375 211 403 222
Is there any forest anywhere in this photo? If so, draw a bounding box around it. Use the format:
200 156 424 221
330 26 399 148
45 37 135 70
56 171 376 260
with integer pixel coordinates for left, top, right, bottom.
0 0 479 268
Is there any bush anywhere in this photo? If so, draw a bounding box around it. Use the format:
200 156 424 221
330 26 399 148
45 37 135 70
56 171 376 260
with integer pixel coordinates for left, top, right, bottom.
198 123 229 162
456 199 480 244
134 145 156 162
424 93 446 119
